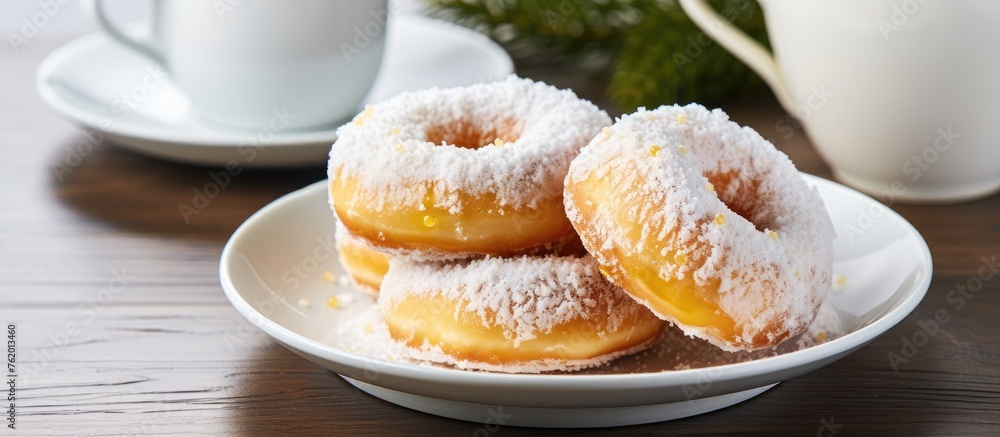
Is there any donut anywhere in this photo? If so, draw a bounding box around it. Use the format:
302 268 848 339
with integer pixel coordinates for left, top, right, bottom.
378 255 665 373
328 76 610 260
335 220 390 296
563 104 835 351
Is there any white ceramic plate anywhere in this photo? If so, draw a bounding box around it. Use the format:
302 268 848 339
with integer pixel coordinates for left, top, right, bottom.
36 16 513 168
220 174 932 428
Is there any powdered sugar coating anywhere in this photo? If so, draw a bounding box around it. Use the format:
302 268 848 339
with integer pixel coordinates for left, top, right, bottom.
334 219 385 295
381 255 645 343
564 104 836 351
364 232 579 262
328 75 610 214
403 337 659 374
378 255 662 373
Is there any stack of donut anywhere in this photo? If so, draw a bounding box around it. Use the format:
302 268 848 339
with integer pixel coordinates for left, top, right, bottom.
328 76 835 373
329 77 664 373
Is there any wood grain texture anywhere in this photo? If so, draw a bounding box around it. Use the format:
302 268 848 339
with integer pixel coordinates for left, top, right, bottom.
2 36 998 436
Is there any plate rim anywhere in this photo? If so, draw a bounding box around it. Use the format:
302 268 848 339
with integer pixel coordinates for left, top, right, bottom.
219 173 932 402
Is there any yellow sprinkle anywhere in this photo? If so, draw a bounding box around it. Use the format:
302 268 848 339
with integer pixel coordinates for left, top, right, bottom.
390 126 400 135
323 271 336 283
815 332 828 342
835 274 847 287
598 265 613 278
395 143 405 152
422 215 438 228
706 182 715 193
649 145 661 157
326 296 340 309
602 127 612 140
767 230 779 240
494 138 504 147
363 323 374 334
677 144 688 155
352 105 374 125
714 213 726 225
674 251 688 265
676 113 687 124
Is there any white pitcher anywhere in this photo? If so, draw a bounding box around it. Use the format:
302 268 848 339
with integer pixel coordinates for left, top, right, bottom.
681 0 1000 203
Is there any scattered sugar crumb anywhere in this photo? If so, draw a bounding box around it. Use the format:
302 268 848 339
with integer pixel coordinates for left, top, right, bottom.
331 304 410 361
832 274 847 292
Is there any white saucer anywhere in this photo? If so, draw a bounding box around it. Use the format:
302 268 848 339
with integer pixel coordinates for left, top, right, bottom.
219 174 932 428
36 16 514 167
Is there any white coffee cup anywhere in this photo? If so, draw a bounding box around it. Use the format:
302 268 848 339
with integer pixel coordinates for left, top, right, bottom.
84 0 388 130
681 0 1000 203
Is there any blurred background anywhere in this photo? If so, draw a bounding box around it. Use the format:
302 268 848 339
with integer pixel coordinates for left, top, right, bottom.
426 0 767 111
1 0 767 115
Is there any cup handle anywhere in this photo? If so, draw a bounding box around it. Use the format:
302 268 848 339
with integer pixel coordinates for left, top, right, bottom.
81 0 164 66
678 0 795 112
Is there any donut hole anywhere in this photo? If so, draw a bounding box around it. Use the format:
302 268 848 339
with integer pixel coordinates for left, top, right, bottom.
707 170 777 233
426 118 521 149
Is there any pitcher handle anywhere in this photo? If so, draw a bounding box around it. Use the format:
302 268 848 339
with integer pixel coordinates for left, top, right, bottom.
679 0 795 112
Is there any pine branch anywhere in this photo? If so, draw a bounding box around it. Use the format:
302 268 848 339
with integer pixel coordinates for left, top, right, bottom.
425 0 769 110
611 0 768 110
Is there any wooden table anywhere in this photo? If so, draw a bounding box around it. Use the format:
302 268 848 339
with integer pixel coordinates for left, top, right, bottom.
2 34 998 436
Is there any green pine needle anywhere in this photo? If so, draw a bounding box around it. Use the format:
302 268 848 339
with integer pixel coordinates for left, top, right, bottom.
426 0 770 111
